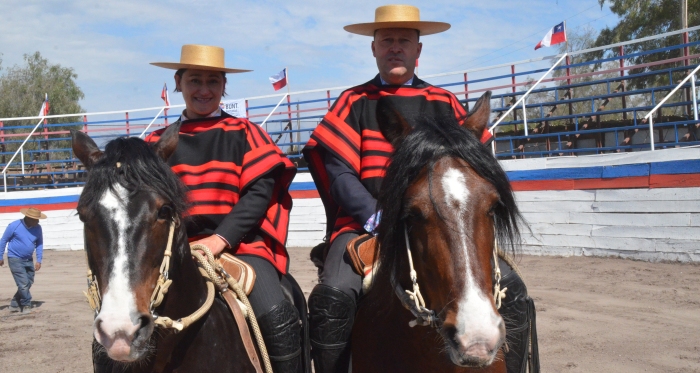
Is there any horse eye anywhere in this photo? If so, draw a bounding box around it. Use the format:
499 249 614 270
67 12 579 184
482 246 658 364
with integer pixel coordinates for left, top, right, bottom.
157 205 173 221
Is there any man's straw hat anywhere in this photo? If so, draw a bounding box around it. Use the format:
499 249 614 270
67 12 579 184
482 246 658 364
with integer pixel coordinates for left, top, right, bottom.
20 207 47 220
151 44 252 73
344 5 450 37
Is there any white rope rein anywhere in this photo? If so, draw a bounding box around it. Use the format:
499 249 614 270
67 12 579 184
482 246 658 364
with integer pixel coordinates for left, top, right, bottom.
395 226 506 328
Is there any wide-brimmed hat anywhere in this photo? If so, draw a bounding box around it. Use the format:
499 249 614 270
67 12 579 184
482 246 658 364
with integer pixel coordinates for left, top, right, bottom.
20 207 47 220
150 44 252 73
344 5 450 37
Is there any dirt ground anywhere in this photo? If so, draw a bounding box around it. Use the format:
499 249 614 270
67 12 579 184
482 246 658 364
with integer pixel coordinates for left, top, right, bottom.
0 249 698 373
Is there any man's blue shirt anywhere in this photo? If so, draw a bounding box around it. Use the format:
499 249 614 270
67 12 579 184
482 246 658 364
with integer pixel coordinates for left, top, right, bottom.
0 219 43 262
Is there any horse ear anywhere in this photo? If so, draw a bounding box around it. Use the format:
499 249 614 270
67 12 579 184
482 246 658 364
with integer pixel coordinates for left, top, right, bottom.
151 123 180 161
376 96 412 146
71 130 103 170
462 91 492 138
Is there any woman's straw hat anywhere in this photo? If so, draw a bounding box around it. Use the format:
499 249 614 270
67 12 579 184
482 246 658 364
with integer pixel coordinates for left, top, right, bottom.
344 5 450 36
20 207 47 220
151 44 252 73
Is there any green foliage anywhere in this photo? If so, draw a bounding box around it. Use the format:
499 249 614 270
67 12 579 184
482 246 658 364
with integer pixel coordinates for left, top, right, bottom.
590 0 700 90
0 52 85 159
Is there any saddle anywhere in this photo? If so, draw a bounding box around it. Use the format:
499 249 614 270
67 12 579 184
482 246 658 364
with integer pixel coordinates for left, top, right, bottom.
345 234 380 292
217 252 256 295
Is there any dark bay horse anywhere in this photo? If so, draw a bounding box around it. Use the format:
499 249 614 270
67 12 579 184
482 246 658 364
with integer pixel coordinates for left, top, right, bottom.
72 126 269 372
352 92 522 372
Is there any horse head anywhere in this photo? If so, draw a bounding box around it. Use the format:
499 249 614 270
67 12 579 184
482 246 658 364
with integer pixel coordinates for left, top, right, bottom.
376 91 521 368
72 125 186 363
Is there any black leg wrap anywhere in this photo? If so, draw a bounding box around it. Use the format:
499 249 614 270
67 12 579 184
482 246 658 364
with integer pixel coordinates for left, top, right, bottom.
308 284 356 373
257 299 303 373
498 259 540 373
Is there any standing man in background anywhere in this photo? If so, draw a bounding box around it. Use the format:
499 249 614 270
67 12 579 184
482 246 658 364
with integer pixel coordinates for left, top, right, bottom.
0 207 45 313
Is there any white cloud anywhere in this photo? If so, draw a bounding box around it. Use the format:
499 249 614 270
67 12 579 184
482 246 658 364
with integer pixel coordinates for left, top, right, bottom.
0 0 618 113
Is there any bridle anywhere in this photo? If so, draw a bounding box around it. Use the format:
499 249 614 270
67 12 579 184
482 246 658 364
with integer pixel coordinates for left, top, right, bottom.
84 219 217 331
392 225 506 329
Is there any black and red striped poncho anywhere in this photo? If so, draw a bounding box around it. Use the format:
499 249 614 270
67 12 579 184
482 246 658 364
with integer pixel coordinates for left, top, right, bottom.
302 75 492 244
146 112 296 274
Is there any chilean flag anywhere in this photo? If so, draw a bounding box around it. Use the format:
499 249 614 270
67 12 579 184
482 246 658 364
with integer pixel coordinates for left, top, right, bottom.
535 22 567 50
161 83 170 106
269 68 287 91
38 93 49 117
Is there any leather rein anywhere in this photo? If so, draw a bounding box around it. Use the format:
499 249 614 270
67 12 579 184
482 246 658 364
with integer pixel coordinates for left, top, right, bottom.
391 226 506 330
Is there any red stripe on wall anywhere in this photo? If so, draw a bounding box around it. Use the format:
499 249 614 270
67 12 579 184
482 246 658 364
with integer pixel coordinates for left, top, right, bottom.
573 176 649 190
650 173 700 188
0 202 78 213
290 190 320 199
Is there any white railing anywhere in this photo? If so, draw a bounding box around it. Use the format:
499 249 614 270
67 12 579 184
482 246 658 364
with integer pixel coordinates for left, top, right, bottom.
2 117 46 193
488 53 568 154
643 64 700 151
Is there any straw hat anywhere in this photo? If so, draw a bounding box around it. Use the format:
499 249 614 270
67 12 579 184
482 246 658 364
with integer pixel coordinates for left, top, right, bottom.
20 207 47 220
344 5 450 36
150 44 252 73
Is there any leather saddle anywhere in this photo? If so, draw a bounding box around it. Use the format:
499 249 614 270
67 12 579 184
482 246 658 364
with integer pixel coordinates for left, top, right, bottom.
217 252 256 295
346 234 379 277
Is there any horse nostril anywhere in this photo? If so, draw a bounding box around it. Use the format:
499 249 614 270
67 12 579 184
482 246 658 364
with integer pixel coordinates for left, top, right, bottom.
133 315 153 342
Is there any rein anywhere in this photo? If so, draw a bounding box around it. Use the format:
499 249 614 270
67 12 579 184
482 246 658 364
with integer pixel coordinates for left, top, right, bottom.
392 226 506 329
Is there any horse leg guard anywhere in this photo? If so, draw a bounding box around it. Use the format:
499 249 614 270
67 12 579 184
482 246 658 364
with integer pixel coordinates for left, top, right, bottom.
257 299 303 373
498 259 540 373
308 284 356 373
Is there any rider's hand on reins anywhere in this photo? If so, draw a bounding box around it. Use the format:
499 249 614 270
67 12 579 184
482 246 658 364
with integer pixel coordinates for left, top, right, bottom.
191 235 228 257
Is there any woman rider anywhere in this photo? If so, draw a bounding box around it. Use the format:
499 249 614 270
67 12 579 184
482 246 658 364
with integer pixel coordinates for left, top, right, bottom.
147 44 301 373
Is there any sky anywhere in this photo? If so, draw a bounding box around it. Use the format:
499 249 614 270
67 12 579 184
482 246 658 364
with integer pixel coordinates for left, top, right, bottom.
0 0 621 114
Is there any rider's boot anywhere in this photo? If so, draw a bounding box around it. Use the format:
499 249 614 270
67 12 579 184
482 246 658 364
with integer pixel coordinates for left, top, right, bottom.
308 284 356 373
498 258 539 373
257 299 303 373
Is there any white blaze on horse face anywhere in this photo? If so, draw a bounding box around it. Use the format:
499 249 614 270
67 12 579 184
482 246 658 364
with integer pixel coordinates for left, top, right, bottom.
95 184 140 344
441 167 502 355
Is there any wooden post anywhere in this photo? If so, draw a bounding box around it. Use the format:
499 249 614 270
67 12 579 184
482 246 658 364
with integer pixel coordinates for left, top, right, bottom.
464 73 469 101
83 115 88 133
245 100 249 119
327 90 331 109
126 112 130 136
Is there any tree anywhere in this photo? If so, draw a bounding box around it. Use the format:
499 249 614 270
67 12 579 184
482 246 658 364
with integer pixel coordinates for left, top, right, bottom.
0 52 85 159
590 0 700 89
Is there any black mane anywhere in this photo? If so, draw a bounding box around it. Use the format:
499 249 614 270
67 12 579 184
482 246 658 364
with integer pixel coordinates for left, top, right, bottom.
77 137 188 218
376 113 522 281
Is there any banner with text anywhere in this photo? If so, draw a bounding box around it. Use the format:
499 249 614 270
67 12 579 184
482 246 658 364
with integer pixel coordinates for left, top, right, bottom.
219 99 246 118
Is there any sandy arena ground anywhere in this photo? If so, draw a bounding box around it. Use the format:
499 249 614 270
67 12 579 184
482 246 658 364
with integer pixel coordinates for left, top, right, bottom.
0 249 698 373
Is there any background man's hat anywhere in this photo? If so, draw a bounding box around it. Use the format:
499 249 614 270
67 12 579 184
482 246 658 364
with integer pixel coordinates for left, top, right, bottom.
151 44 252 73
20 207 47 220
344 5 450 36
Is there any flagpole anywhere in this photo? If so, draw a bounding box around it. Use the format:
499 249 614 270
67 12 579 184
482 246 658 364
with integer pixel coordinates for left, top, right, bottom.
164 82 170 127
564 20 569 53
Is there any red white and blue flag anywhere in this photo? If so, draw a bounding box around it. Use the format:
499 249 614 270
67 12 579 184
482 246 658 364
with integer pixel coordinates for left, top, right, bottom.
535 22 567 50
38 93 50 117
269 68 287 91
161 83 170 106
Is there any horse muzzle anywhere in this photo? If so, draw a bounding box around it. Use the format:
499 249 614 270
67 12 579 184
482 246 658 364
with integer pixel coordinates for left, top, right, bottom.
94 312 154 362
442 320 505 368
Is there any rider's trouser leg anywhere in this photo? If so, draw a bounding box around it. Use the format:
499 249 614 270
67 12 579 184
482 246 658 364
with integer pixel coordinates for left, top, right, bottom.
309 232 361 373
240 255 302 373
498 257 537 373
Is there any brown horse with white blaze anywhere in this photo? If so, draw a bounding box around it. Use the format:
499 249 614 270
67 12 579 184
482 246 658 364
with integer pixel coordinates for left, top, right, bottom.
351 92 522 372
72 126 262 372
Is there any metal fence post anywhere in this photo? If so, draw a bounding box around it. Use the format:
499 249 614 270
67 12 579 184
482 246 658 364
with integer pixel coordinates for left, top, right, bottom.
619 46 627 120
126 112 130 136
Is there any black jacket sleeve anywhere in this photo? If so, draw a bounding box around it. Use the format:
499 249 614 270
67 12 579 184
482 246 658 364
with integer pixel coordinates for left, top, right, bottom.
214 170 277 247
324 151 377 228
